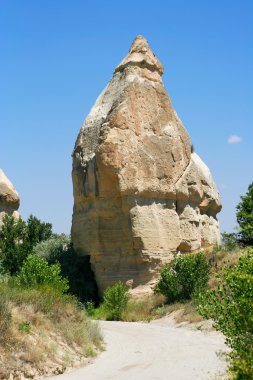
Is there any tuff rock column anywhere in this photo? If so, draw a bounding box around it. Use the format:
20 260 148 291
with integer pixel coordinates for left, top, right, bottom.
71 36 222 296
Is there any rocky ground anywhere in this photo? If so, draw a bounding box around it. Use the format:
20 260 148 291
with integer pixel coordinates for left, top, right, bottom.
45 317 228 380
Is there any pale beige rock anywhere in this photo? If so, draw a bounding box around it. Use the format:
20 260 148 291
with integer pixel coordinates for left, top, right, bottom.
71 36 222 296
0 169 20 226
176 152 222 251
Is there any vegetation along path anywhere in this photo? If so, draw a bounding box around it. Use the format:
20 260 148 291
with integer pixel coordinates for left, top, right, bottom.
46 318 227 380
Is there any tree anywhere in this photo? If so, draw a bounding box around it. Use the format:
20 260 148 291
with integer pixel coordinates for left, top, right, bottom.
154 252 209 303
0 215 28 275
236 182 253 245
103 282 129 320
198 249 253 379
26 215 52 247
0 215 53 275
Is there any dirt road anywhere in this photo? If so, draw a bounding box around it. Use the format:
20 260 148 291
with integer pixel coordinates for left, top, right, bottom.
46 319 227 380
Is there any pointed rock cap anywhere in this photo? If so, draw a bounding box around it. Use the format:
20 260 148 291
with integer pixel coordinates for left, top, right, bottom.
0 169 20 209
115 35 164 75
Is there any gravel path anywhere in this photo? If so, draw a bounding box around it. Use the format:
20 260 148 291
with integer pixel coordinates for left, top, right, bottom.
46 319 227 380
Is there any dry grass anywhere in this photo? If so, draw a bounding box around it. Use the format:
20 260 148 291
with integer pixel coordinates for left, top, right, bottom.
166 302 203 324
100 295 204 326
0 283 103 379
121 294 165 322
206 246 245 289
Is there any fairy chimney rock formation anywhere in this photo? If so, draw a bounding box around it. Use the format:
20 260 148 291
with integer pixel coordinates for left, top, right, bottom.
0 169 20 226
71 36 222 296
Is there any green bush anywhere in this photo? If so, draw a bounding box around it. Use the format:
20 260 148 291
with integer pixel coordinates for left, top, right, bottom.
155 252 209 303
198 249 253 379
154 265 182 301
17 255 69 294
34 235 98 303
0 214 53 275
103 282 129 320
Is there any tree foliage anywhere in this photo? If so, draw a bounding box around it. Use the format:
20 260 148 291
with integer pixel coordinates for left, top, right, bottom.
155 252 209 303
198 249 253 379
17 254 69 294
103 282 129 320
0 215 53 275
26 215 52 247
236 182 253 245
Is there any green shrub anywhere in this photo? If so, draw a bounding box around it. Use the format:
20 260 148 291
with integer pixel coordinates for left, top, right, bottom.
155 265 182 302
198 249 253 379
0 214 53 275
103 282 129 320
34 235 98 303
155 252 209 303
17 255 69 294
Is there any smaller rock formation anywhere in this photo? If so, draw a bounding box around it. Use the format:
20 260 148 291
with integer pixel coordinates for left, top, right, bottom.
0 169 20 226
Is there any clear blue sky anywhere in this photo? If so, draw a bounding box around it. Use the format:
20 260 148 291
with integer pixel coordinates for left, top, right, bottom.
1 1 252 234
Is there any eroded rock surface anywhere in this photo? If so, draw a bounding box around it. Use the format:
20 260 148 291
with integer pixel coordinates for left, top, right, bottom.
71 36 221 296
0 169 20 226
